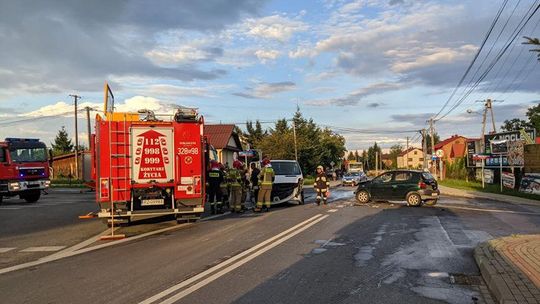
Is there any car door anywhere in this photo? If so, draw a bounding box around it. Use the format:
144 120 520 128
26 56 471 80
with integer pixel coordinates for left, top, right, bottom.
369 172 394 200
392 171 414 199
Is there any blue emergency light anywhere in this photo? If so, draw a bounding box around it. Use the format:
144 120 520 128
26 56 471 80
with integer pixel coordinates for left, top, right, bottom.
5 138 40 143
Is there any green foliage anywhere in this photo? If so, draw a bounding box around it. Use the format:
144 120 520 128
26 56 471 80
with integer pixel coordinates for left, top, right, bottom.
249 109 346 175
526 103 540 134
423 133 440 153
501 118 531 132
367 142 382 170
347 151 356 160
389 144 403 169
51 126 74 156
445 157 467 179
523 36 540 60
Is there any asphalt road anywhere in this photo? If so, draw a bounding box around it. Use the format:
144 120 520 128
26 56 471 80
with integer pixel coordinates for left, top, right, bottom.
0 187 539 304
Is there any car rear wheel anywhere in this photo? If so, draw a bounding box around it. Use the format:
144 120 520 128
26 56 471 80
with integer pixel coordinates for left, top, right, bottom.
406 193 422 207
355 190 370 204
425 199 438 206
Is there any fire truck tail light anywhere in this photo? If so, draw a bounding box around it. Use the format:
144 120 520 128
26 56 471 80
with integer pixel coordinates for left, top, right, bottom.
100 178 110 199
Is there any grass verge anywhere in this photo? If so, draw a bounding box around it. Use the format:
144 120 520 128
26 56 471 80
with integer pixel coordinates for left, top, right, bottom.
440 179 540 201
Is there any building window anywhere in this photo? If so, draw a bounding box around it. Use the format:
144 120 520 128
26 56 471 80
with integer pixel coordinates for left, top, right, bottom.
419 158 424 161
408 158 413 162
414 151 418 155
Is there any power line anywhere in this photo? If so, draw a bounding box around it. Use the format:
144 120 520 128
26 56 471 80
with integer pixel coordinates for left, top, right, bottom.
432 0 509 120
436 1 540 121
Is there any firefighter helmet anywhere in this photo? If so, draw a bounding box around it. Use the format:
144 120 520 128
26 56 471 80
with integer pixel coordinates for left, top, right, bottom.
261 158 270 167
317 165 324 171
233 160 243 169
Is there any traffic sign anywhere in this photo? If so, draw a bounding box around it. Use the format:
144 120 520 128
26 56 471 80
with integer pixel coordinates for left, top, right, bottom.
435 149 444 158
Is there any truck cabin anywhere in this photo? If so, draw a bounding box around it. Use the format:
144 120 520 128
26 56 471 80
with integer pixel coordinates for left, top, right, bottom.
3 138 48 164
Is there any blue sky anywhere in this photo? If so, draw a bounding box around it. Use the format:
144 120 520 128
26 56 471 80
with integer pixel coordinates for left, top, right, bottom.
0 0 539 150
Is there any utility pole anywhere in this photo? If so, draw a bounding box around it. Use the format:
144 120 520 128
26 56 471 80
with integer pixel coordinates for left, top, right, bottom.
85 107 92 149
429 118 437 179
69 94 81 180
422 129 428 170
292 120 298 161
405 137 410 169
487 99 496 133
375 151 379 175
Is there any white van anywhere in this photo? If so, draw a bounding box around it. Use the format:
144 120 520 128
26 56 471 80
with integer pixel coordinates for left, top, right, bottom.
251 160 304 205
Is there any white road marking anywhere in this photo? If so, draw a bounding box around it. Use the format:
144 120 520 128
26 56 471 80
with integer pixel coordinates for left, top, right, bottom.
327 209 338 213
0 207 21 210
20 246 66 252
0 248 16 253
155 215 329 304
139 214 327 304
0 211 229 276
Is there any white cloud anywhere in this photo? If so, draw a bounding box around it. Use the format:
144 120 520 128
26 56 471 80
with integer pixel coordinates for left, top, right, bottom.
306 82 403 106
254 49 281 63
233 81 296 99
244 14 309 42
389 44 477 73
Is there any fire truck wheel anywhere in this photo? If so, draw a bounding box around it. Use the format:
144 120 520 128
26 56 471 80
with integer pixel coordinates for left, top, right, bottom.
22 190 41 203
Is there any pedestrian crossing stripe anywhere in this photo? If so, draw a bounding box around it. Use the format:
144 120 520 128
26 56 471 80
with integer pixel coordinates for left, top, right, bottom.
0 248 16 253
20 246 66 252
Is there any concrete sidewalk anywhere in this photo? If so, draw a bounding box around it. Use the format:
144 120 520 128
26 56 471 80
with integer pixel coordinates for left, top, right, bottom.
439 185 540 207
475 235 540 304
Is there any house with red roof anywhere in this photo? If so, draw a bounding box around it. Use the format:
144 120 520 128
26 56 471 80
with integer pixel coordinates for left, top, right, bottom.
204 124 243 167
433 135 467 164
397 147 425 169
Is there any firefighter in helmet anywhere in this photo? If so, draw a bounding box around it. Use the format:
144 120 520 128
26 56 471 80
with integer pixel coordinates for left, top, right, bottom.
218 162 229 210
255 158 275 212
207 160 224 214
228 160 244 213
314 165 330 206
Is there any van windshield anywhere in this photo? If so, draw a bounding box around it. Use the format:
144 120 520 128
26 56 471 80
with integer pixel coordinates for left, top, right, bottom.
271 161 301 175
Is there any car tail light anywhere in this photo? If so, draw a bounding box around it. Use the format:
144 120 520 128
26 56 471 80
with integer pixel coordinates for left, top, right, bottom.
418 181 427 189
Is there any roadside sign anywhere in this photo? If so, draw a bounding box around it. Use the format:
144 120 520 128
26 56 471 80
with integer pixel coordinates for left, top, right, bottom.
472 154 490 161
431 156 438 161
239 150 255 157
435 149 444 158
502 172 515 189
330 161 335 167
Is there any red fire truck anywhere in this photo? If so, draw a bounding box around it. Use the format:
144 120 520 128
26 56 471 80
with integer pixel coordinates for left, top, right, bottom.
93 85 206 225
0 138 51 204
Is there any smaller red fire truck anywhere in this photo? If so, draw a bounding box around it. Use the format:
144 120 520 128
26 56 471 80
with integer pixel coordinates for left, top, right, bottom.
0 138 51 204
93 84 206 225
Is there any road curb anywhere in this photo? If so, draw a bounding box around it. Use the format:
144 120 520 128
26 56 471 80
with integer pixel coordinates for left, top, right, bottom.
474 244 514 303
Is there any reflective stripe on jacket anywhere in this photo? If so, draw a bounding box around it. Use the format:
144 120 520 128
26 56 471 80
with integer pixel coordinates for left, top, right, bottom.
259 167 275 186
314 173 329 191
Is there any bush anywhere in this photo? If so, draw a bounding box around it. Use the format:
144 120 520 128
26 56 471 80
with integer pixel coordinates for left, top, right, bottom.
445 157 467 180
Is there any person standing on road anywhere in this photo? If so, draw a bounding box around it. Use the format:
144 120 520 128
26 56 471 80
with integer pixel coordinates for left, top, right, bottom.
255 158 274 212
314 165 330 206
207 160 224 214
228 160 244 213
219 163 229 210
250 162 260 207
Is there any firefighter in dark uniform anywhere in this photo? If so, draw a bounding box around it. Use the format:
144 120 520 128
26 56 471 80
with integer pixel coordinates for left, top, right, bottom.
207 160 224 214
314 165 330 206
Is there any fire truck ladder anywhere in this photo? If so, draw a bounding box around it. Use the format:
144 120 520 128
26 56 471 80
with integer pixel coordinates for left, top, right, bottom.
101 113 128 240
520 128 534 145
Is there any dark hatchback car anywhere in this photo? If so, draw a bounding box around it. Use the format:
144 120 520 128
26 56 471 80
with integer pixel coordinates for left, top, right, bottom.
354 170 440 206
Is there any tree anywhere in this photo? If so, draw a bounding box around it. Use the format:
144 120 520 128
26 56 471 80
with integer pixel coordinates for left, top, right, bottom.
523 36 540 60
367 142 382 171
347 151 356 160
423 133 440 154
245 120 266 148
354 150 360 162
526 103 540 134
252 108 346 175
389 144 403 169
51 126 74 156
501 118 531 132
